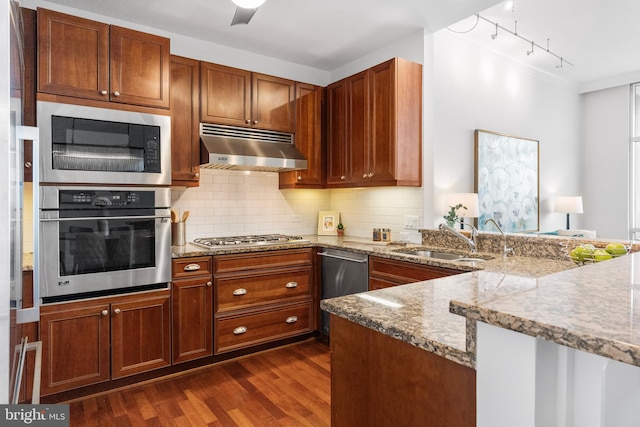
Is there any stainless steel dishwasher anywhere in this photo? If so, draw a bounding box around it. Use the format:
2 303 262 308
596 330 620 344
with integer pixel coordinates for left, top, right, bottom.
319 249 369 337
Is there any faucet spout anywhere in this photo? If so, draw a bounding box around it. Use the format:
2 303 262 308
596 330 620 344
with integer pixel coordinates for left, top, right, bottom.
483 218 514 256
439 222 477 253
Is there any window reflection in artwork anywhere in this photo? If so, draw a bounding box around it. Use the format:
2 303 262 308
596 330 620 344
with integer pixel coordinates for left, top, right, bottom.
475 129 539 233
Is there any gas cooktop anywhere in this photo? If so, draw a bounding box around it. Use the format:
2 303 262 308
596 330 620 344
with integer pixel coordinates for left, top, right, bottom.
192 234 310 248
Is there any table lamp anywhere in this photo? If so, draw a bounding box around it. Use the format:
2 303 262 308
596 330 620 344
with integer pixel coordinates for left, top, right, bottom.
444 193 479 229
554 196 583 229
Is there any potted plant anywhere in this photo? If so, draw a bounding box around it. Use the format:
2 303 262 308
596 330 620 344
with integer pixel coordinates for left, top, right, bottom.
336 222 345 237
443 203 467 227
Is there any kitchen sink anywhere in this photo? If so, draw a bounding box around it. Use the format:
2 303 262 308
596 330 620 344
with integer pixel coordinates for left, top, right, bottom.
402 250 466 260
392 248 493 262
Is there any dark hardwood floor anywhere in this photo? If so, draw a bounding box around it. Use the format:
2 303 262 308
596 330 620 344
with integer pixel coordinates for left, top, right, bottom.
67 339 331 426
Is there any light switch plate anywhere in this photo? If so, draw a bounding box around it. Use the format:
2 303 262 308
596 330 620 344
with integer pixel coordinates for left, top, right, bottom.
404 215 419 229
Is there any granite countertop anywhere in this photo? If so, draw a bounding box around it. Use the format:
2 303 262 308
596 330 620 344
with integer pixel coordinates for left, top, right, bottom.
171 234 579 369
449 253 640 367
319 243 575 368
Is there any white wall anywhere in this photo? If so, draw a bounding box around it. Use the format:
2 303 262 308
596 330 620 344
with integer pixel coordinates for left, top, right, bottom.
427 30 582 232
581 85 630 240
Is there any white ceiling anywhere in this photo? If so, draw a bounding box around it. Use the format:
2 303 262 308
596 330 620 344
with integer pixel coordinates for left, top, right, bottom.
40 0 640 87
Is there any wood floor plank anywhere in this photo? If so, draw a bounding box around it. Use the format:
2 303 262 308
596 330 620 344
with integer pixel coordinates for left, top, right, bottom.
67 340 330 426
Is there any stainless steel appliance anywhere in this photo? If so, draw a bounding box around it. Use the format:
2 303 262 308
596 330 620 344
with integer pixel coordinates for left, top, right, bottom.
39 186 171 302
319 249 369 336
192 234 309 248
37 101 171 185
200 123 307 172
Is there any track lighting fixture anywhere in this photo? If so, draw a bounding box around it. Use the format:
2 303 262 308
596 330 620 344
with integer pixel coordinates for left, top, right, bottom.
526 41 534 56
480 14 573 67
490 23 498 40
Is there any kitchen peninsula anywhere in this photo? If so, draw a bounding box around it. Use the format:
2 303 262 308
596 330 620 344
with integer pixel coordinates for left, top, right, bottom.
320 232 640 427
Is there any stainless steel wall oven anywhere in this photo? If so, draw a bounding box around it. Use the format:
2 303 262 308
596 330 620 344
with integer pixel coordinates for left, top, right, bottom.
37 101 171 186
39 186 171 302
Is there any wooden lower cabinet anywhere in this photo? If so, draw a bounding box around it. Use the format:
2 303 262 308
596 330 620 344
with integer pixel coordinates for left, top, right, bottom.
171 256 213 364
215 301 312 354
213 249 316 354
39 290 171 396
330 315 476 427
369 256 462 290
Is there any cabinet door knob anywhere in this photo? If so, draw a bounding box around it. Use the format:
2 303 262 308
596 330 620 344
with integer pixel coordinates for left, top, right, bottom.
24 161 32 169
285 316 298 324
100 90 108 95
194 172 200 178
113 308 121 314
368 173 374 178
232 288 247 296
362 173 367 179
183 263 201 272
233 326 247 335
340 176 345 180
206 281 212 287
252 120 258 125
245 119 251 124
297 176 302 181
285 281 298 289
101 309 108 316
113 91 120 97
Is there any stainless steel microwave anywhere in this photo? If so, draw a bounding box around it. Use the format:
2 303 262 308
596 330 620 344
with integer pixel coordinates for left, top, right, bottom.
37 101 171 185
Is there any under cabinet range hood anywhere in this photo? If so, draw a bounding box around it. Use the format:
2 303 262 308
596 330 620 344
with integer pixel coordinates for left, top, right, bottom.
200 123 308 172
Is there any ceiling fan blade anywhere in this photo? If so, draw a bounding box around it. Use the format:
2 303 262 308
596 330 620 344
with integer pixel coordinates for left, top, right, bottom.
231 7 258 26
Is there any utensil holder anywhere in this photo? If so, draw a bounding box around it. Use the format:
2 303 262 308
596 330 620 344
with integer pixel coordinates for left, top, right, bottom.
172 222 186 246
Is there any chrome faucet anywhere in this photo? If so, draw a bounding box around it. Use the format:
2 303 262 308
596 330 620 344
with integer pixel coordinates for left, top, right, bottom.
483 218 514 256
439 220 478 253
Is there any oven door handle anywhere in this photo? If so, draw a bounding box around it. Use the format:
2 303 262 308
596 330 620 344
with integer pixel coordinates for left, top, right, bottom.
40 215 170 222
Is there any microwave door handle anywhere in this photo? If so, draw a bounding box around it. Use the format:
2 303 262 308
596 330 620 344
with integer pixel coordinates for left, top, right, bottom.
40 215 170 222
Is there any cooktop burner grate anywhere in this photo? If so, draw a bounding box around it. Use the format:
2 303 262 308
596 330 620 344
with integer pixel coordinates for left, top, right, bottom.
192 234 309 248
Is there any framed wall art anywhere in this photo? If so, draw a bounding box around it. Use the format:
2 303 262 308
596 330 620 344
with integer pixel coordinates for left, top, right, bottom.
474 129 539 233
317 211 340 235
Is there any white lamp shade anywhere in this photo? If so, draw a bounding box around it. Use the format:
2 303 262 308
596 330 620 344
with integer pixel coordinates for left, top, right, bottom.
554 196 583 214
444 193 479 218
232 0 266 8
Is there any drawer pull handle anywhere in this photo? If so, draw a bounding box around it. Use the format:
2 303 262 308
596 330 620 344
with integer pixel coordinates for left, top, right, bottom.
233 288 247 296
101 310 108 316
183 263 201 272
233 326 247 335
206 281 212 287
285 281 298 289
285 316 298 324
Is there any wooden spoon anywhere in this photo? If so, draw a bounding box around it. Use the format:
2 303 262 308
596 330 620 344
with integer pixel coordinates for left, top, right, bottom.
171 209 178 223
181 211 189 223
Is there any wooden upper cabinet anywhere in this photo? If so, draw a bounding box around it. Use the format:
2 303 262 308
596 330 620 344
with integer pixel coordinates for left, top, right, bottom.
279 83 325 189
326 57 423 188
170 55 200 186
37 8 170 109
200 62 251 127
109 26 170 108
252 73 296 133
200 62 296 133
326 79 348 185
369 58 422 186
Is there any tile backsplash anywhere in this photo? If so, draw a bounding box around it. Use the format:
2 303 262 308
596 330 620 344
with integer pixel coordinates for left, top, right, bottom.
171 169 424 243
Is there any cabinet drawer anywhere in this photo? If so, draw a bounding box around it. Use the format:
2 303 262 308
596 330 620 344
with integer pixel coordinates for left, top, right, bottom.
172 256 213 279
214 249 312 274
369 256 461 283
216 267 311 312
215 301 312 354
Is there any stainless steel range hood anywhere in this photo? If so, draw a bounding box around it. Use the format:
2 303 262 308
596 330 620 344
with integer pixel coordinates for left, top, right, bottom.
200 123 307 172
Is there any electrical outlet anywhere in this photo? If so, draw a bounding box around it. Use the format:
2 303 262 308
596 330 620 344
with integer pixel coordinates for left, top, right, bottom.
291 215 301 222
404 215 419 230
